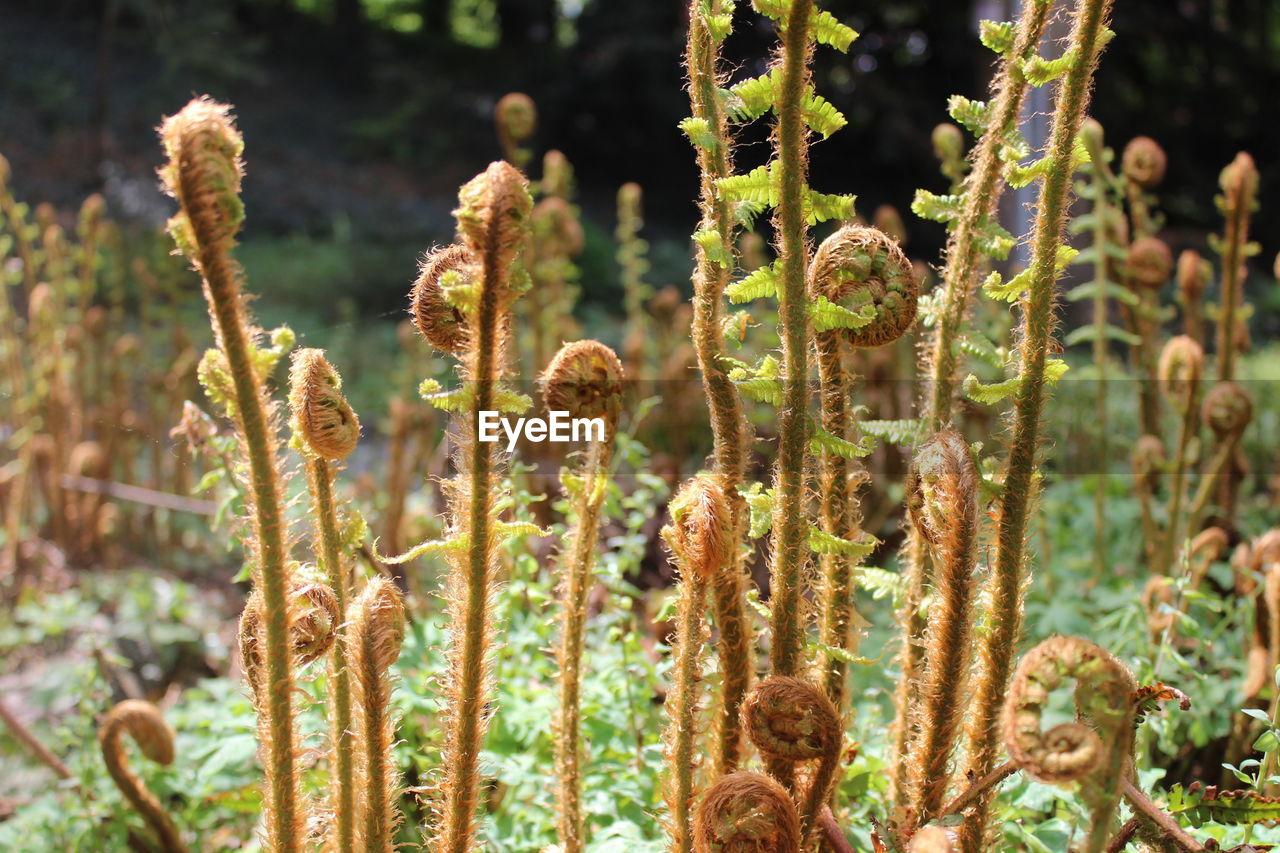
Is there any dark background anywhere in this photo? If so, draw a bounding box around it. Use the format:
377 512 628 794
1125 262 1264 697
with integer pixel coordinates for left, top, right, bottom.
1 0 1275 330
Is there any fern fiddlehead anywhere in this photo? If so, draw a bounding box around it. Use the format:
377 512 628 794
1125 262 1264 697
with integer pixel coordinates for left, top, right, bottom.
901 431 979 826
348 576 406 853
99 700 189 853
662 473 735 853
1003 636 1136 853
742 675 841 847
288 347 360 851
1156 336 1204 576
414 161 534 853
808 225 914 715
158 97 302 852
693 771 801 853
545 340 624 853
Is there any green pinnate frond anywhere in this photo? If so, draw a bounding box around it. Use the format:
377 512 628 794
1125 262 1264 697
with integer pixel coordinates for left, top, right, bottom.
802 90 847 139
678 117 719 152
752 0 786 20
809 526 879 558
722 311 753 347
1004 138 1089 188
726 71 777 122
947 95 989 134
1022 48 1078 86
739 482 776 538
858 566 904 602
963 374 1021 405
982 245 1078 302
975 219 1018 260
728 354 783 405
696 0 736 42
809 295 877 332
1065 280 1139 307
717 164 774 206
419 378 470 412
979 20 1016 55
809 424 876 459
1063 324 1141 347
493 520 549 546
814 11 858 52
694 227 733 267
860 418 926 446
804 188 856 224
726 263 778 304
492 388 533 414
912 189 962 225
957 331 1004 368
1166 784 1280 828
377 534 468 564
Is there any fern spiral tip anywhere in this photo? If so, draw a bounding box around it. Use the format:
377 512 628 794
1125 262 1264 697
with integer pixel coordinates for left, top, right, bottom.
693 771 801 853
456 161 534 270
1125 236 1173 289
662 473 734 582
158 97 245 259
1121 136 1167 189
541 340 625 432
288 348 360 460
411 244 475 354
808 224 918 348
1203 381 1253 440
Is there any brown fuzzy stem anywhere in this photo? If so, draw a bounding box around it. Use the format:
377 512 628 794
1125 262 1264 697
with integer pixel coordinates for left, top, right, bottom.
684 0 755 777
959 3 1115 847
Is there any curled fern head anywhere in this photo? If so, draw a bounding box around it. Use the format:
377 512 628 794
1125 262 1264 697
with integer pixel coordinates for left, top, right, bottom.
1176 249 1210 303
27 282 55 326
69 441 108 479
1079 118 1105 157
1121 136 1167 189
908 826 957 853
100 700 176 766
1221 151 1259 203
349 576 406 673
532 196 585 258
455 160 534 272
541 149 573 198
1002 636 1136 785
1156 335 1204 411
541 340 625 431
808 224 918 348
742 676 840 763
693 771 800 853
1131 434 1166 493
906 430 977 551
410 244 475 354
662 473 733 582
931 122 964 167
495 93 537 149
1203 381 1253 440
289 348 360 460
290 580 341 667
1125 236 1173 289
157 97 245 258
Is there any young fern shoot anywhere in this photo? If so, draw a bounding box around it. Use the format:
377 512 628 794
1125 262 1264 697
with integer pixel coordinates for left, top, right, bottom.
682 0 754 775
544 340 625 853
661 474 734 853
402 161 536 853
959 0 1115 846
99 700 189 853
158 97 302 852
286 347 362 851
348 576 407 853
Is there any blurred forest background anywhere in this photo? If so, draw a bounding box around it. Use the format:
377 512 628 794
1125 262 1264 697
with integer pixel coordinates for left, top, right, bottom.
3 0 1278 349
